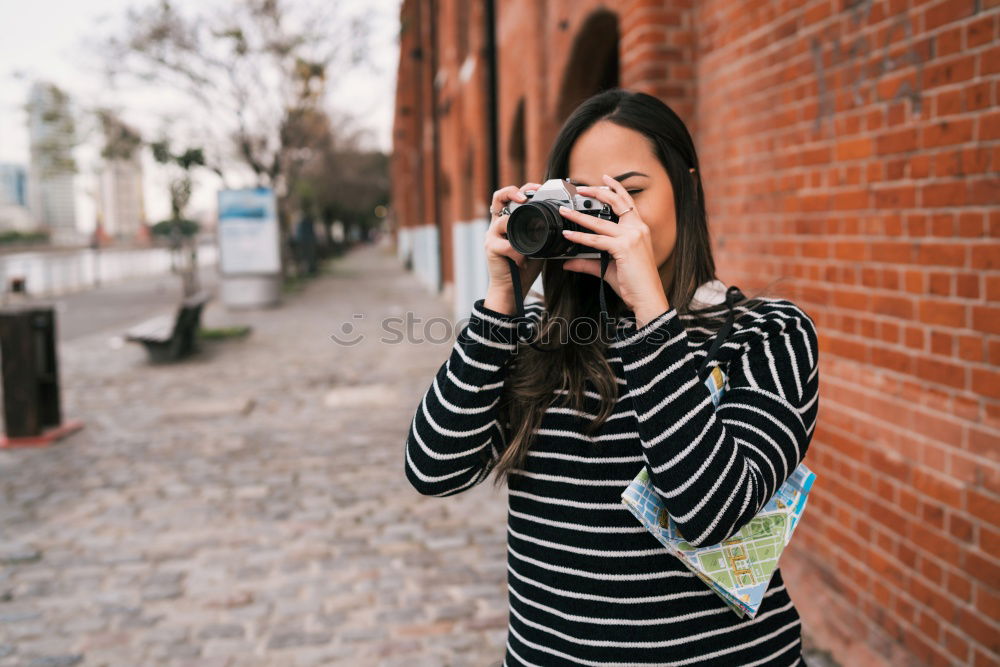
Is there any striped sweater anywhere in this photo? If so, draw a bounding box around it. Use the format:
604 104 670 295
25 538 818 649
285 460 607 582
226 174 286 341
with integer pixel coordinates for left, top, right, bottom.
404 282 820 666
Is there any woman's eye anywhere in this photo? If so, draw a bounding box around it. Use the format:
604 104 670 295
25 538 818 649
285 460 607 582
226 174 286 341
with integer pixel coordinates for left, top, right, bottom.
627 189 643 195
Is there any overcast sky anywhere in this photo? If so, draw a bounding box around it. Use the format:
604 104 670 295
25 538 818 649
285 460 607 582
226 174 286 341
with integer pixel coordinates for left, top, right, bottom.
0 0 401 227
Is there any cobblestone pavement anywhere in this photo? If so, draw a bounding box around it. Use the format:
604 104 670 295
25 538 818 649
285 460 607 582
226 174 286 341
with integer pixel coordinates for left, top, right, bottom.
0 241 509 666
0 241 836 667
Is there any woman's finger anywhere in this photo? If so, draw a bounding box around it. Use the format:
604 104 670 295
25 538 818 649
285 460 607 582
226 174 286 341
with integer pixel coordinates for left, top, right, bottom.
486 236 524 262
602 174 636 209
560 257 602 277
560 228 614 251
558 206 621 236
491 185 526 216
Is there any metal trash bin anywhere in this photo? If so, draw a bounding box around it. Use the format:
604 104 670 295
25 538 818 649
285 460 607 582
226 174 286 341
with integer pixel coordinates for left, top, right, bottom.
0 305 83 446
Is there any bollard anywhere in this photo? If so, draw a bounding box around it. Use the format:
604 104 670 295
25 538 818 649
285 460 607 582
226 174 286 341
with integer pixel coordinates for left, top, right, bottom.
0 305 84 447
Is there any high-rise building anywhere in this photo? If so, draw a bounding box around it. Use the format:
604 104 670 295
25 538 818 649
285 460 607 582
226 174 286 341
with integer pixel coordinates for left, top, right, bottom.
27 81 79 245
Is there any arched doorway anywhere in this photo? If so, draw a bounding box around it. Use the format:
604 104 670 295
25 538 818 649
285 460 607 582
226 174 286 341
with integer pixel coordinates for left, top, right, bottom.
556 10 620 123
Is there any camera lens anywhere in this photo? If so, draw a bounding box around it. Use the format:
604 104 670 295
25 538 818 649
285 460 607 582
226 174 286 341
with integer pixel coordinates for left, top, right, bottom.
507 201 572 257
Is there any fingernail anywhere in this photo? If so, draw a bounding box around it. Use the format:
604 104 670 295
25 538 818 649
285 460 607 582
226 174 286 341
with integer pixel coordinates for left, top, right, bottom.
561 230 572 235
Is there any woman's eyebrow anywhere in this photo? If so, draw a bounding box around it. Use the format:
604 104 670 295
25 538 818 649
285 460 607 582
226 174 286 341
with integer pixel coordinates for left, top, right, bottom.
568 171 648 186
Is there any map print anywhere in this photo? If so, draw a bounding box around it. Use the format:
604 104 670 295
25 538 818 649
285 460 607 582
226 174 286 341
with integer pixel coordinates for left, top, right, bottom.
621 365 817 619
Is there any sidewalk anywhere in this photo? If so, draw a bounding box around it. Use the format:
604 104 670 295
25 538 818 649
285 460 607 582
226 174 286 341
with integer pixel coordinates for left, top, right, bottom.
0 242 510 666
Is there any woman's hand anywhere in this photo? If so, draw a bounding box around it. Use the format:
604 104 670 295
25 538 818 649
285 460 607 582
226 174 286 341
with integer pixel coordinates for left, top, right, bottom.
483 182 545 315
559 174 670 328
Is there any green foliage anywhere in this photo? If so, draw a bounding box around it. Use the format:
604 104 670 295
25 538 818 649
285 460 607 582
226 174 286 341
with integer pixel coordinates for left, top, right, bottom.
198 325 252 340
151 219 200 237
151 139 207 220
0 230 50 245
150 140 172 164
98 110 142 160
176 148 205 170
27 82 78 176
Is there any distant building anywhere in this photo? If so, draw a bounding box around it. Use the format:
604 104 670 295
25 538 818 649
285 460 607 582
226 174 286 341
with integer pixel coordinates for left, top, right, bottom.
98 157 146 240
0 163 28 207
27 81 79 245
0 163 34 233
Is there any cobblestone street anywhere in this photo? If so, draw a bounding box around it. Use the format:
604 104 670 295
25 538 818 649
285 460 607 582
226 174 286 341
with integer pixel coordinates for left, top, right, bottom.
0 242 510 666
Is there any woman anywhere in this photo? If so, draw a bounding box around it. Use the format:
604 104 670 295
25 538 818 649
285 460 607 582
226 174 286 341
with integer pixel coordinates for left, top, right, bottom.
404 88 820 666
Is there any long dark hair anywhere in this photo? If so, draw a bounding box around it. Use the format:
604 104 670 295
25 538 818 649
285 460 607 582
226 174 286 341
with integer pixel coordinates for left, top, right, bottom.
486 88 775 489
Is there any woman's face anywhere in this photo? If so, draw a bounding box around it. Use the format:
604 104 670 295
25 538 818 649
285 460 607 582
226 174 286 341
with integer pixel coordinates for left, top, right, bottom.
566 120 677 273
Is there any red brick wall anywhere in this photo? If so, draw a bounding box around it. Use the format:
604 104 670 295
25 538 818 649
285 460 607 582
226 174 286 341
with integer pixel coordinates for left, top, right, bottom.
690 2 998 665
392 2 1000 663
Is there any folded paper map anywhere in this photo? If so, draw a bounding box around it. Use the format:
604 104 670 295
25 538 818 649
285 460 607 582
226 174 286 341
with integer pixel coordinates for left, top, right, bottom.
621 365 816 619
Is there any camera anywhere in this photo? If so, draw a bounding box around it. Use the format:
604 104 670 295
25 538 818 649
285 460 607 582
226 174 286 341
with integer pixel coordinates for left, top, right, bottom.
506 178 618 259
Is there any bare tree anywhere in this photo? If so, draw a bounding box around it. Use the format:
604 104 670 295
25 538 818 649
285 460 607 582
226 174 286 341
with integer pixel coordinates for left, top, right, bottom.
102 0 373 275
150 139 208 296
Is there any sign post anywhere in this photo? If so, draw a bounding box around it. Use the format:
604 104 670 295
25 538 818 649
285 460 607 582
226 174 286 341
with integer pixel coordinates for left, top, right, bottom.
217 187 282 308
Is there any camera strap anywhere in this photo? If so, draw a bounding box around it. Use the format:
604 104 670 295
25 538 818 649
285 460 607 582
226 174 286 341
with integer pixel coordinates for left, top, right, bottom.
695 285 744 383
597 250 611 325
504 252 613 350
504 256 547 351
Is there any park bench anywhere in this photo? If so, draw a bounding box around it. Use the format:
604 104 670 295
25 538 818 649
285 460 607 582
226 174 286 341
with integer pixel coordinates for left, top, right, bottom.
125 290 212 363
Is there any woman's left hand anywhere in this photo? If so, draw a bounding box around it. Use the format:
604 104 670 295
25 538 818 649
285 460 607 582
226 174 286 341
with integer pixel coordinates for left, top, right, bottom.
559 174 670 327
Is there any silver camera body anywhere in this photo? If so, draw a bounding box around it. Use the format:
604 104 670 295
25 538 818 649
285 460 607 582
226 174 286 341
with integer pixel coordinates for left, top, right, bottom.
506 178 617 259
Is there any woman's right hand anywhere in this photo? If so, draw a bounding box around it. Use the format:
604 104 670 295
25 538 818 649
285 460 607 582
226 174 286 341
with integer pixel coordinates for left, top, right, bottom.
483 183 545 315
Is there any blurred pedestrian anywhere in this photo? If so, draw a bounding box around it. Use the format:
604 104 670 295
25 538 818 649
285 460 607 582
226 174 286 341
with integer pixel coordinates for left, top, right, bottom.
295 203 318 276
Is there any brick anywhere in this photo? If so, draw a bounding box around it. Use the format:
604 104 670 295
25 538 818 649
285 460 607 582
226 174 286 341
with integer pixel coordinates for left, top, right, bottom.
914 356 967 389
978 110 1000 140
957 334 985 362
947 512 975 544
972 367 1000 400
971 306 1000 334
966 488 1000 525
964 549 1000 591
943 626 970 662
921 181 966 207
924 55 976 90
923 0 975 31
946 568 973 601
965 81 992 111
956 606 1000 654
981 525 1000 555
917 242 966 266
913 467 964 506
955 272 980 297
971 243 1000 270
975 584 1000 620
917 300 965 327
965 14 996 49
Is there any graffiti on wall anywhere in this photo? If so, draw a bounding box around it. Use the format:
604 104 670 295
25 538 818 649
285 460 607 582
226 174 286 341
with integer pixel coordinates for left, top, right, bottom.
811 0 924 132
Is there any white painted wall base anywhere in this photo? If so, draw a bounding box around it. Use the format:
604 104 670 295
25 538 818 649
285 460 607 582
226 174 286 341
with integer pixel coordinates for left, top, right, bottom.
397 224 440 293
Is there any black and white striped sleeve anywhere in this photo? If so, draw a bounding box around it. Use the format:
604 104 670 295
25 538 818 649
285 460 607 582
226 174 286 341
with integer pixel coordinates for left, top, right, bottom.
404 298 538 497
613 301 820 547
